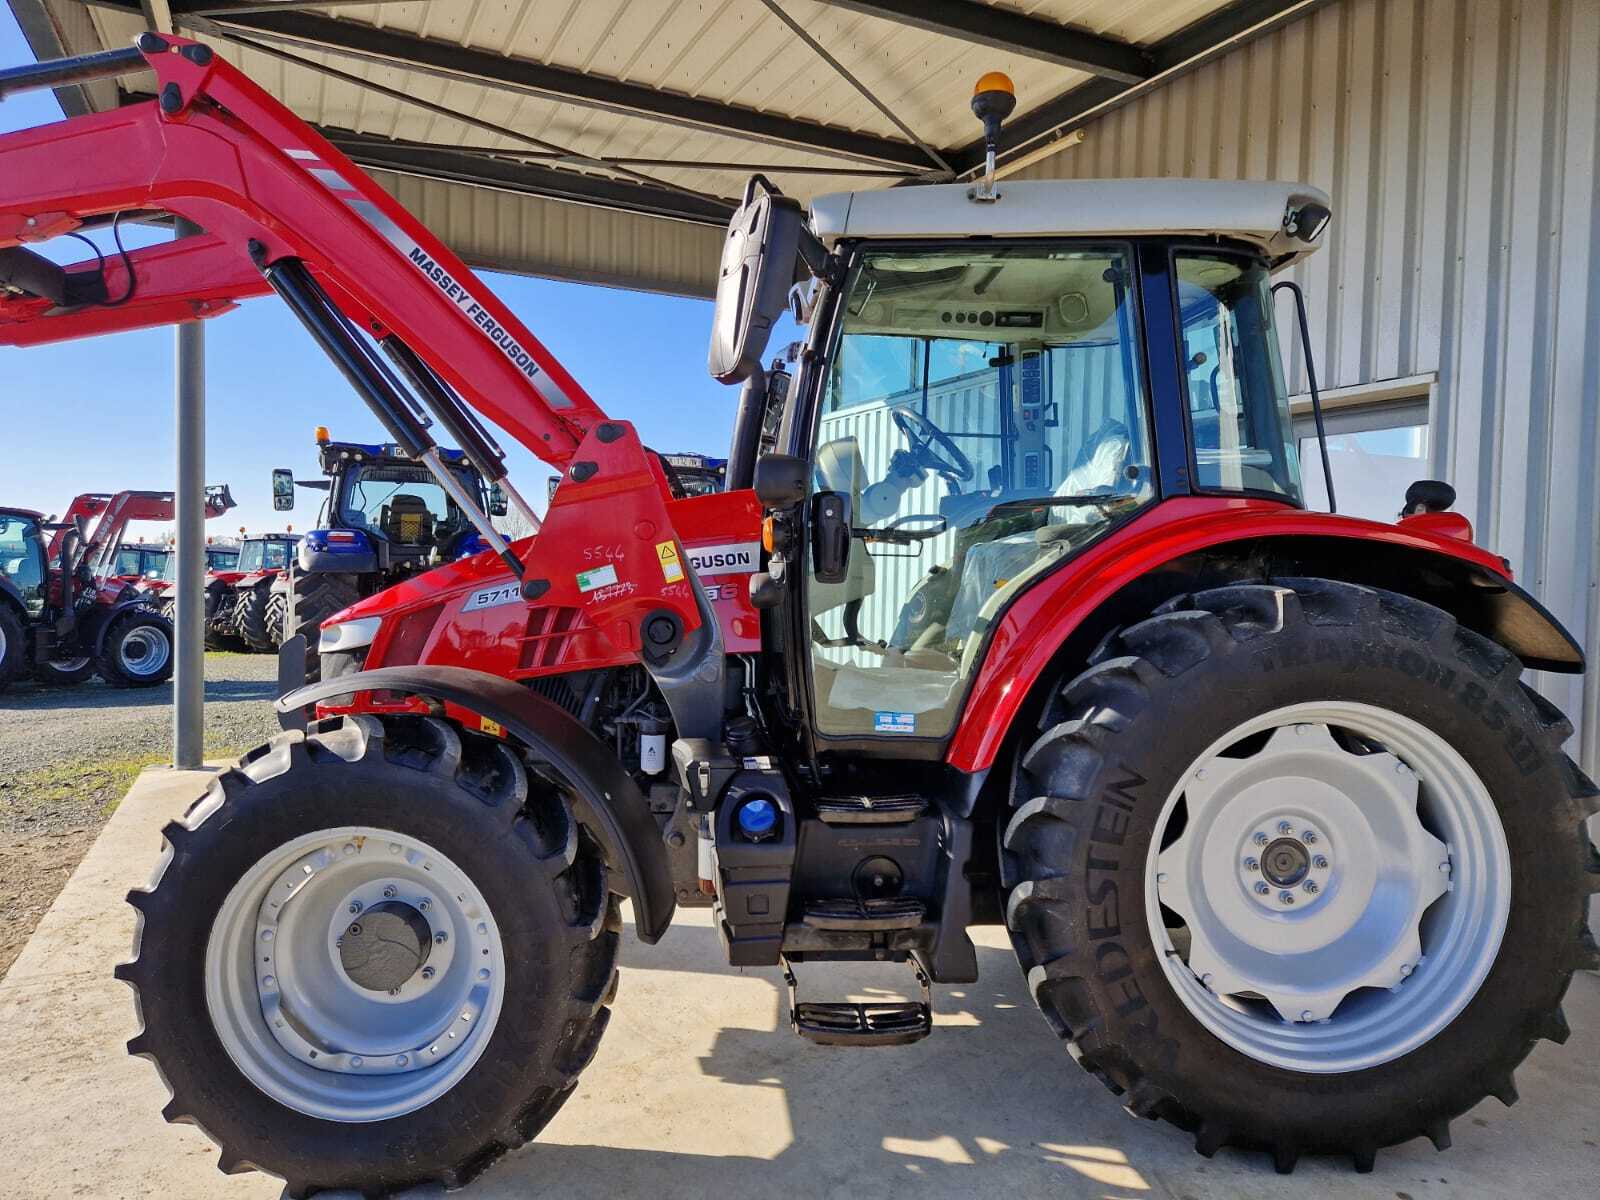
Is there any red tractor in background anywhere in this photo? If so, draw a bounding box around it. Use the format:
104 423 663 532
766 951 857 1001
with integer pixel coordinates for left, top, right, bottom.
141 539 241 620
0 485 233 689
2 40 1595 1198
203 531 297 650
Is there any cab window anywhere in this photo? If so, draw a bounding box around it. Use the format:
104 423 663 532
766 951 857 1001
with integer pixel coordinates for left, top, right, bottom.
0 513 47 614
1175 253 1301 500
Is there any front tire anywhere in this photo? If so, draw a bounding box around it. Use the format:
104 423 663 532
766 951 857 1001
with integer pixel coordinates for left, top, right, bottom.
276 571 361 685
117 714 619 1196
97 608 174 688
1003 579 1598 1171
0 604 23 692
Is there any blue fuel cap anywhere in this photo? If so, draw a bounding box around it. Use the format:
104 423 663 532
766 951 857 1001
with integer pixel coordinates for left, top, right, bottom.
736 797 778 840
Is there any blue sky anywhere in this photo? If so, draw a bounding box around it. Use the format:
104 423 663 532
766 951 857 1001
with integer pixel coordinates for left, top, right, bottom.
0 9 747 540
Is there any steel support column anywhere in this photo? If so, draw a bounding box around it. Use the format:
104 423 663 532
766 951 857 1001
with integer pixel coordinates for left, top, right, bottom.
172 217 205 768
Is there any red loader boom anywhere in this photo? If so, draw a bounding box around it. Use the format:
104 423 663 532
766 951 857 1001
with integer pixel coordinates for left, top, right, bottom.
0 33 706 676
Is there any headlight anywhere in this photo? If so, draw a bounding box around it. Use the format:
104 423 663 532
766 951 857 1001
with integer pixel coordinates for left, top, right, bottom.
320 616 381 653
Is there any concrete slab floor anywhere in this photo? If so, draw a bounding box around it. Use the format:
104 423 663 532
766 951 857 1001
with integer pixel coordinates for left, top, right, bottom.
0 764 1595 1200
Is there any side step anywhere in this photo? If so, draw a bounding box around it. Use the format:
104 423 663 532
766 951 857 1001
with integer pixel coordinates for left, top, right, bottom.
802 896 925 931
782 956 932 1047
815 795 927 824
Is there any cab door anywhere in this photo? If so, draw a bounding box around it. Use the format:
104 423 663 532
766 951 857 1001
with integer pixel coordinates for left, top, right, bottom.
798 242 1157 750
0 514 48 618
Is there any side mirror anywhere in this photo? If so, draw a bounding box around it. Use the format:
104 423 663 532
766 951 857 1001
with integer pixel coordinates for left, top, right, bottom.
811 491 851 585
487 482 509 517
708 176 808 384
753 453 807 509
271 468 295 512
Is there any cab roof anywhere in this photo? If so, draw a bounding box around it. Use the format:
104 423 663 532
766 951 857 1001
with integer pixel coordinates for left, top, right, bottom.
809 179 1332 267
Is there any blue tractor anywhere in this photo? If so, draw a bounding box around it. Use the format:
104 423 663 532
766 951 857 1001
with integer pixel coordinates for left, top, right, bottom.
268 428 505 679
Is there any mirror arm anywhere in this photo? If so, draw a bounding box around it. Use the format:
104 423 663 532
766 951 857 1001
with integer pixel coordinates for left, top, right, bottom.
1272 279 1336 513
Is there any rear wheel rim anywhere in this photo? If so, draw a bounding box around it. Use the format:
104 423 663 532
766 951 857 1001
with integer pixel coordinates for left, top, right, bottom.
205 826 506 1122
1146 700 1510 1074
119 625 171 677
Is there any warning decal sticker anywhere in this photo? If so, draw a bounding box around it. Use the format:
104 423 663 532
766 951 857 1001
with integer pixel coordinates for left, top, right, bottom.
656 540 685 582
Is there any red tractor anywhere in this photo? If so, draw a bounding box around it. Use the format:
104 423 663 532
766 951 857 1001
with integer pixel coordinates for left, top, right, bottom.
142 540 242 620
203 531 297 651
2 41 1594 1198
0 486 232 688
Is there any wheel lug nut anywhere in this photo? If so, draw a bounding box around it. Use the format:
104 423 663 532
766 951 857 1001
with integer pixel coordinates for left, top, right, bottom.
421 966 436 980
1278 891 1295 905
434 931 447 944
383 885 398 899
1277 820 1292 834
1253 832 1268 846
1399 963 1414 978
1243 857 1259 871
348 900 362 914
1302 829 1317 844
418 899 431 912
1313 855 1329 869
1254 882 1270 896
1303 880 1319 894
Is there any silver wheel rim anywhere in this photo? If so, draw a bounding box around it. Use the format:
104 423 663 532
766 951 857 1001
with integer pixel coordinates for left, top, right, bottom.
49 656 91 672
1146 701 1510 1074
206 826 505 1122
119 625 171 677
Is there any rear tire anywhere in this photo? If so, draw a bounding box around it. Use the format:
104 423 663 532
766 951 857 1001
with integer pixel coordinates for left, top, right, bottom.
276 571 361 685
1003 578 1599 1172
0 604 24 693
236 581 276 652
117 714 620 1197
33 654 95 685
97 608 175 688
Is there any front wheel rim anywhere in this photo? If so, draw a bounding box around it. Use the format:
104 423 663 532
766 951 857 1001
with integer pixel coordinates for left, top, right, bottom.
119 625 171 676
1146 701 1510 1074
206 826 506 1122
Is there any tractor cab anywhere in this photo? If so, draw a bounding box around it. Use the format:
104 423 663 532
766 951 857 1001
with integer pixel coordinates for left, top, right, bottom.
276 434 497 578
716 171 1332 752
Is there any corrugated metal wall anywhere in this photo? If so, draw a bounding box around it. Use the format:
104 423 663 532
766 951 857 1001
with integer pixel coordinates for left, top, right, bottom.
1016 0 1600 772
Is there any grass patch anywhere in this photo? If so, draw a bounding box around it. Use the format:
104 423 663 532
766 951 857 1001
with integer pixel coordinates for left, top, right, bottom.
4 742 256 822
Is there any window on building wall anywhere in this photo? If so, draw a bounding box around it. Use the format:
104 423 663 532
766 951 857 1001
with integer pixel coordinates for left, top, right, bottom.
1294 393 1430 522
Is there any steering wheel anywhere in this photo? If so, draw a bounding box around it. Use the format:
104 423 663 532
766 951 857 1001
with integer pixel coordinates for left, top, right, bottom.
892 407 975 483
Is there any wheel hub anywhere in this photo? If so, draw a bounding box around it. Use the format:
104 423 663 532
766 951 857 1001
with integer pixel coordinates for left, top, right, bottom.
338 900 431 993
1259 836 1311 887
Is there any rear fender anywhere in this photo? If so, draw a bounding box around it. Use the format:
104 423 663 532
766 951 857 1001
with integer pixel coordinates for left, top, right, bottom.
949 510 1585 773
277 663 676 943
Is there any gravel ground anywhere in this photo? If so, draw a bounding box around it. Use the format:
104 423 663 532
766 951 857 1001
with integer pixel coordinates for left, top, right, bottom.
0 651 284 976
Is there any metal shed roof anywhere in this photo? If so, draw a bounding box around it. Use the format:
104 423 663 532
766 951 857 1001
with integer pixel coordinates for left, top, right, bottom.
10 0 1326 296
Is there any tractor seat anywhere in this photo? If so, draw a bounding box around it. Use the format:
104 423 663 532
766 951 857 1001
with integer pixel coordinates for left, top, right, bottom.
381 494 434 546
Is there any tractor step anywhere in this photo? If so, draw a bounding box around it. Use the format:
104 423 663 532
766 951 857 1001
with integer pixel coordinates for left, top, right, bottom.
814 795 927 824
782 956 932 1047
802 896 925 931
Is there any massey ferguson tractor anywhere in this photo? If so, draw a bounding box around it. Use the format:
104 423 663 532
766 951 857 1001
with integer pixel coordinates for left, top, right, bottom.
266 430 502 680
2 39 1595 1198
230 530 299 652
0 485 233 689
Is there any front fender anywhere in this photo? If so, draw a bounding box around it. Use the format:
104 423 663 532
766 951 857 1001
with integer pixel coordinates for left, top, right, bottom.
277 663 676 943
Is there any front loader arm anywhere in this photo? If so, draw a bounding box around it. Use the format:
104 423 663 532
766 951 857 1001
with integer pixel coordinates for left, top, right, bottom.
0 34 603 467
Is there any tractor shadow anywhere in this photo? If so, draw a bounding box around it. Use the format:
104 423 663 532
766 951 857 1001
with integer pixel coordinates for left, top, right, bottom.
2 675 277 709
467 918 1411 1199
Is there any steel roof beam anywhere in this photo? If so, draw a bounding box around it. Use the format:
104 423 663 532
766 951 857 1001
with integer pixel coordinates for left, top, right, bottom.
320 126 736 226
812 0 1150 84
183 6 935 170
947 0 1330 174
